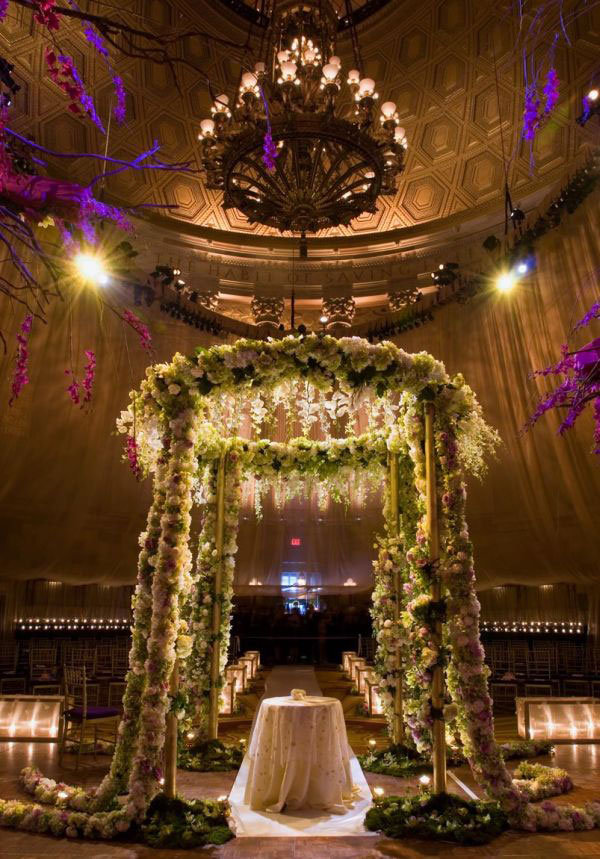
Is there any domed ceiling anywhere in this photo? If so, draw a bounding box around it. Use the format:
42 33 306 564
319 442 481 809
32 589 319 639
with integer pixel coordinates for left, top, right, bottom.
3 0 597 247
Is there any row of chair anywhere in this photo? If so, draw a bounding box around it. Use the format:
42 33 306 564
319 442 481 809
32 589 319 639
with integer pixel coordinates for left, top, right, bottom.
485 640 598 681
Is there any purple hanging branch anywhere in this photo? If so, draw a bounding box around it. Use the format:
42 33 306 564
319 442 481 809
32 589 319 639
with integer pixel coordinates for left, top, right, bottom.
4 129 196 176
525 298 600 453
9 313 33 405
259 86 278 172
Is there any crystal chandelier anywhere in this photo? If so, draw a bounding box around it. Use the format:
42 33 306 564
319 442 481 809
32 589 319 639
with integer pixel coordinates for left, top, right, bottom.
198 0 408 237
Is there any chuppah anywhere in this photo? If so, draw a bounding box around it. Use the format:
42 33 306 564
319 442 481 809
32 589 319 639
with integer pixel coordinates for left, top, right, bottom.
2 334 600 847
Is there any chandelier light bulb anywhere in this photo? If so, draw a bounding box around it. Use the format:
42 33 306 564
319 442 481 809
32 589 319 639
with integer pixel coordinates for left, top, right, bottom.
241 72 257 90
588 88 599 102
200 118 215 137
304 48 316 64
381 100 397 119
358 77 375 96
280 60 297 81
347 68 360 85
322 63 339 82
329 55 341 68
277 50 290 65
254 61 266 74
213 94 229 114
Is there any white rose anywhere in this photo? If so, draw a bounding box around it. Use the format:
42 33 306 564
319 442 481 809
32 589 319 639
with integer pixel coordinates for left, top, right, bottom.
168 384 181 395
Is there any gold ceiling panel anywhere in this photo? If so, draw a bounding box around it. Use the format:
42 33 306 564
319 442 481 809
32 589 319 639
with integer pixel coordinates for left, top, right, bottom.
1 0 594 242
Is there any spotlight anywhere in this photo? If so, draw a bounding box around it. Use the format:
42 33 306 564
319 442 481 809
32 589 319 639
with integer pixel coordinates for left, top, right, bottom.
516 262 528 275
577 87 600 125
496 271 517 293
319 314 329 324
74 253 108 285
419 774 431 787
432 262 459 286
373 786 385 798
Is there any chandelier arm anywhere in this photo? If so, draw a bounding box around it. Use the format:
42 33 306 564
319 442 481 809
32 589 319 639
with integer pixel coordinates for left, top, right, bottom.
317 156 378 202
314 143 352 190
235 153 291 197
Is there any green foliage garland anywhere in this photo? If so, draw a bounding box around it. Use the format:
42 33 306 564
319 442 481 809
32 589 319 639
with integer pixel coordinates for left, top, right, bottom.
365 792 508 845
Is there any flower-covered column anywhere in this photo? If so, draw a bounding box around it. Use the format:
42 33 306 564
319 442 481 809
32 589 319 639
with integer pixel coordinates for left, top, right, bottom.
186 449 242 738
125 406 198 821
93 432 171 810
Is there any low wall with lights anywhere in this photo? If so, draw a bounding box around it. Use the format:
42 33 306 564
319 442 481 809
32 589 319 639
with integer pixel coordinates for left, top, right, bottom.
480 620 585 635
517 696 600 741
0 695 63 742
15 618 131 634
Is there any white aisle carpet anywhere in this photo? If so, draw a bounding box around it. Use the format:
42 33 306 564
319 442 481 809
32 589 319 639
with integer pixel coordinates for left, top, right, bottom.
228 665 375 838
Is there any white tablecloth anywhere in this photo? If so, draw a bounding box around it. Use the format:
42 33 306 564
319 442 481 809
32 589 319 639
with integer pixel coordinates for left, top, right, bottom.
244 695 356 813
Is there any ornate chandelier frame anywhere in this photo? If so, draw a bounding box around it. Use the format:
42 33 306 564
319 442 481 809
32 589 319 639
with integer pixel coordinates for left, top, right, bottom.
198 0 408 235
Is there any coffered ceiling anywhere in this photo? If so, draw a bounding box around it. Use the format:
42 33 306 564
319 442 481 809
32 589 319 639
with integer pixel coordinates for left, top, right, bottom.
2 0 597 246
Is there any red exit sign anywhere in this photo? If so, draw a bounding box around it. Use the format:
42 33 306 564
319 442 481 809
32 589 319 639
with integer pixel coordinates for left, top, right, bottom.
290 537 301 547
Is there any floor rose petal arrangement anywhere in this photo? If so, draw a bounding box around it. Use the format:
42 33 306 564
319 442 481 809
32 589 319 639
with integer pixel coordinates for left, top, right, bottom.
1 335 597 845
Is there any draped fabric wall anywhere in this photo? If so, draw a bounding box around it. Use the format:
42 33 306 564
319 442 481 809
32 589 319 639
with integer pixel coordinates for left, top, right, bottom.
477 584 585 625
0 284 223 586
1 580 134 632
0 191 599 602
394 192 600 595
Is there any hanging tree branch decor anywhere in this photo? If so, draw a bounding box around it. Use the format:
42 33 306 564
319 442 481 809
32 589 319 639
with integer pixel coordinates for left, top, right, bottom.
525 297 600 454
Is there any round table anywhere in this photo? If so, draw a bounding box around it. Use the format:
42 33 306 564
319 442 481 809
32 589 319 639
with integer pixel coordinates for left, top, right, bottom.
244 694 356 813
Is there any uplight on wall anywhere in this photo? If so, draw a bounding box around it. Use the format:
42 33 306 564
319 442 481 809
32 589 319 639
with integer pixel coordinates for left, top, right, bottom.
343 577 357 587
0 696 63 741
517 697 600 742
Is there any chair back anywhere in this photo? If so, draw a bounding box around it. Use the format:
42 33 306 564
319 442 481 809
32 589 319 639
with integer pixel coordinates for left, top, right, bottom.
63 664 87 718
0 643 18 673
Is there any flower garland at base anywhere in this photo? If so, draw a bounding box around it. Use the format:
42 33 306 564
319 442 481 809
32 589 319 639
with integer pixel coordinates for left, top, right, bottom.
358 744 427 778
178 739 244 772
1 774 232 848
358 739 554 779
512 762 573 801
139 794 232 849
365 791 508 845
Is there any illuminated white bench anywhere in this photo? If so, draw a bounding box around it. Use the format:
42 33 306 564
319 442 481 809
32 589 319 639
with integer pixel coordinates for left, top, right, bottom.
0 694 64 742
517 696 600 742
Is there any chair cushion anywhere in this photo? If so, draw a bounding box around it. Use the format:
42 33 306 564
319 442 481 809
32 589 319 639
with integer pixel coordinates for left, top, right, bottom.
65 706 120 721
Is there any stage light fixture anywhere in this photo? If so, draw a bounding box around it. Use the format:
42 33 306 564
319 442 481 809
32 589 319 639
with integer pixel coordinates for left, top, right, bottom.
496 271 517 293
74 253 108 286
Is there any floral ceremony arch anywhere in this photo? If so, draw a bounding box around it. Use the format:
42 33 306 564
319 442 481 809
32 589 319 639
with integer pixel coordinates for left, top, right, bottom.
2 334 600 842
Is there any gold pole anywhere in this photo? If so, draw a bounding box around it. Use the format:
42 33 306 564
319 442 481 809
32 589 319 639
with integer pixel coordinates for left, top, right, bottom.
164 659 179 798
208 452 227 740
425 401 446 794
388 451 404 745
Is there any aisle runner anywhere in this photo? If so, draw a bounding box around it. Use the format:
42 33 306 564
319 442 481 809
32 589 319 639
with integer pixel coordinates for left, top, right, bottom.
228 666 374 838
